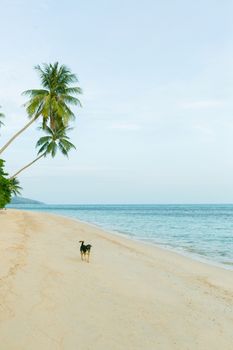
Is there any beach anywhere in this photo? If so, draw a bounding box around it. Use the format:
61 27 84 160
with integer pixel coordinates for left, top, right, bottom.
0 209 232 349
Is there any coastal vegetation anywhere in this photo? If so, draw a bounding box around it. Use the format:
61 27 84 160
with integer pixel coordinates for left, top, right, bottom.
10 196 44 205
0 160 21 208
0 62 81 208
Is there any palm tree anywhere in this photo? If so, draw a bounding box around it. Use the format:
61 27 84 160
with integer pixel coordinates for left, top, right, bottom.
9 177 22 196
10 126 76 179
0 62 82 155
0 106 5 129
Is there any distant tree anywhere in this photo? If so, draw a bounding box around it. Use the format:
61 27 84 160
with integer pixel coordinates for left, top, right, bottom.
8 177 22 196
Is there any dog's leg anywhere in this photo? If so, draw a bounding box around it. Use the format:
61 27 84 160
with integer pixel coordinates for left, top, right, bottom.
81 252 84 261
87 251 90 263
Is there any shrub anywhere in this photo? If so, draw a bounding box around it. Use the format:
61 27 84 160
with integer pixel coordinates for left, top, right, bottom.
0 159 11 208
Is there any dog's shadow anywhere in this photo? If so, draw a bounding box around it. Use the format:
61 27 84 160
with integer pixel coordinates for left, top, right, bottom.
67 257 82 263
66 257 92 264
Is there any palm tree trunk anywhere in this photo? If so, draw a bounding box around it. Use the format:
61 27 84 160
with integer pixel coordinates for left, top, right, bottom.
0 115 38 155
10 153 45 179
50 113 55 130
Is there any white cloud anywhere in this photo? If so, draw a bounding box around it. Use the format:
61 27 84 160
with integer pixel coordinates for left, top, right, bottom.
180 99 225 110
108 122 141 131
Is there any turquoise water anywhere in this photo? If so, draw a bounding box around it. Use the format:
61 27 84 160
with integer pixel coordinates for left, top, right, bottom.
8 204 233 269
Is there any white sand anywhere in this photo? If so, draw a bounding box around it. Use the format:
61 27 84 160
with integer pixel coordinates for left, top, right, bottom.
0 209 232 350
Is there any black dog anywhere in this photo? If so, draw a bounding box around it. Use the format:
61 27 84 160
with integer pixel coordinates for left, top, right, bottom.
79 240 92 263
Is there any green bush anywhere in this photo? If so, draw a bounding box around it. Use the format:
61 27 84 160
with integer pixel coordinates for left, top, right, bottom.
0 159 11 208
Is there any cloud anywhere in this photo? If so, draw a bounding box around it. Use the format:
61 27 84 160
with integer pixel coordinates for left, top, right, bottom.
108 122 141 131
180 99 225 110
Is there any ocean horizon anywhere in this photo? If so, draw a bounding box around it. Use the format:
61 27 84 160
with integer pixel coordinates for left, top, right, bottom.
8 203 233 270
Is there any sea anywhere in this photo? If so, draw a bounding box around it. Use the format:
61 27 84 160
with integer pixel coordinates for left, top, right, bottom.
7 204 233 270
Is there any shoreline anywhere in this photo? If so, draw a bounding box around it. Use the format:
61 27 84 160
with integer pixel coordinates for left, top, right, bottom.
1 209 233 349
84 220 233 272
8 206 233 272
70 215 233 272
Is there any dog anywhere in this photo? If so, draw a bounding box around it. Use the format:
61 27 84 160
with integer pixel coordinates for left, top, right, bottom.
79 240 92 263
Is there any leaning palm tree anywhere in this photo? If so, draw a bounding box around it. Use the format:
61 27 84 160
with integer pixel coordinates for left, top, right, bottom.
10 125 76 179
0 62 82 155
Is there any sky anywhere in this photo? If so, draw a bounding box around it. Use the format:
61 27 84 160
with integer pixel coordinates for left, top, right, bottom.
0 0 233 204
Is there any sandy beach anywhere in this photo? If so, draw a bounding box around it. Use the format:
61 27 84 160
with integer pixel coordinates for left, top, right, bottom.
0 209 232 349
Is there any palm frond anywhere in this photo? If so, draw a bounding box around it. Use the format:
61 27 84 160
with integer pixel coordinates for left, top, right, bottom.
37 141 50 155
36 136 51 146
22 89 48 97
58 142 69 157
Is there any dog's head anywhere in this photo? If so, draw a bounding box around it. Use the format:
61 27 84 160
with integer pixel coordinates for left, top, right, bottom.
79 240 84 244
